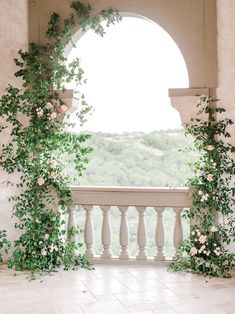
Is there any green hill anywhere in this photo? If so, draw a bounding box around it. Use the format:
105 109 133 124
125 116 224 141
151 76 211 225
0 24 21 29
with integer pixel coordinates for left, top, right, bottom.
75 129 198 187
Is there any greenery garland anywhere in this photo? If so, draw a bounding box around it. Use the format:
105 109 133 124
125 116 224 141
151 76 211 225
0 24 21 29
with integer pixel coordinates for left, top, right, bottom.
170 96 235 277
0 1 121 275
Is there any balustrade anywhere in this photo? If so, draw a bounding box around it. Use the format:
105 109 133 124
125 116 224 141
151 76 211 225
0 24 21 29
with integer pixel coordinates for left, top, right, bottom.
68 186 190 264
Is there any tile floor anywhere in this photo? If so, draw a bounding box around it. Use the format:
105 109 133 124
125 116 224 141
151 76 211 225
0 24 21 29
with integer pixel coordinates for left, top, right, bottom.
0 264 235 314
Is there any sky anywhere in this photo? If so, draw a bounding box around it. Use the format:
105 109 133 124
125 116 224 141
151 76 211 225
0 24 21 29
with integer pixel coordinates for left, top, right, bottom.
67 17 189 133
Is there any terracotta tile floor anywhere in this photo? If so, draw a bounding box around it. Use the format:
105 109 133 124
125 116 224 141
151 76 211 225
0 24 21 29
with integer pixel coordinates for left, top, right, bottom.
0 264 235 314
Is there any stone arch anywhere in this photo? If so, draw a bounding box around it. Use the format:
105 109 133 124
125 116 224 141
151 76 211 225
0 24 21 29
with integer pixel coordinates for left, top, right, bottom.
66 13 189 131
29 0 217 123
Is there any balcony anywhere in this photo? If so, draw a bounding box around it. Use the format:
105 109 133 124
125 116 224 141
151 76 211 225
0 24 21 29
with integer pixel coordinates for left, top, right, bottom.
1 186 235 313
68 186 191 264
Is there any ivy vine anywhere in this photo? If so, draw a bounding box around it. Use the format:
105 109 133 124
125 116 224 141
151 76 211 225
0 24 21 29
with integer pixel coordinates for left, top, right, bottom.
170 96 235 277
0 1 121 275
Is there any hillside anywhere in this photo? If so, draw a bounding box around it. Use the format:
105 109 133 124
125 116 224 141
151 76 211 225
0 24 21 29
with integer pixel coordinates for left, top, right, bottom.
74 129 198 187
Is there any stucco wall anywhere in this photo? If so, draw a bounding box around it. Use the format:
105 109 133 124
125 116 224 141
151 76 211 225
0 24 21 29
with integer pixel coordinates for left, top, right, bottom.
217 0 235 146
0 0 28 244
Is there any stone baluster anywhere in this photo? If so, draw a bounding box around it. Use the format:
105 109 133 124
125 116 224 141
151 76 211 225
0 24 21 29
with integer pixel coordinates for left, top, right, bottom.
101 206 112 259
67 205 77 243
136 206 147 260
173 207 183 259
84 205 95 258
154 207 165 261
119 206 130 259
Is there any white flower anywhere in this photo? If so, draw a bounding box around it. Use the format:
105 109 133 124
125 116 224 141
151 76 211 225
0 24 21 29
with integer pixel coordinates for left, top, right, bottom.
190 247 198 256
197 231 201 236
207 174 213 182
46 102 54 109
37 109 43 117
49 244 55 252
60 104 67 112
41 248 47 256
214 249 220 256
191 231 195 236
210 226 218 233
50 172 59 179
201 194 209 202
199 245 206 253
213 162 217 167
54 245 58 251
60 238 66 244
44 234 49 240
207 145 214 151
37 177 45 186
199 235 207 244
198 191 203 195
50 112 57 120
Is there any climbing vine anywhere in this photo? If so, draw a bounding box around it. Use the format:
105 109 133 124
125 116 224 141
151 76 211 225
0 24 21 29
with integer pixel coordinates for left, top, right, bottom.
170 96 235 277
0 2 121 274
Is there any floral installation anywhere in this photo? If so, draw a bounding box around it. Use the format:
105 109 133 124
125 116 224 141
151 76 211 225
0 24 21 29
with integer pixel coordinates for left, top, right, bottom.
170 95 235 278
0 2 121 276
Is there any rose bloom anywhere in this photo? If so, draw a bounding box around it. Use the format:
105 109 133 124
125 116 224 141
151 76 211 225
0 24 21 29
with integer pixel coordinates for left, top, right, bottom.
190 247 198 256
37 177 45 186
41 248 47 256
199 234 207 244
207 145 214 151
207 174 213 182
50 172 59 179
50 112 57 120
60 104 68 112
210 226 218 232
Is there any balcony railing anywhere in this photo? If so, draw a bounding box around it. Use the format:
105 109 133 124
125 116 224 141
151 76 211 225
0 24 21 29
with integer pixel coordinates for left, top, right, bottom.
68 186 191 264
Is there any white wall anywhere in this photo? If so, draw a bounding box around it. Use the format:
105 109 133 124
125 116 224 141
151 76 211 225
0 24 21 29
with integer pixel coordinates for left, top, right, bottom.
0 0 28 245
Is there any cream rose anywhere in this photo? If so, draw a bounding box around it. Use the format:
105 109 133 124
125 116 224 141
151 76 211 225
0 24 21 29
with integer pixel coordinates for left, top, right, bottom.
207 145 214 151
207 174 213 182
190 247 198 256
37 177 45 186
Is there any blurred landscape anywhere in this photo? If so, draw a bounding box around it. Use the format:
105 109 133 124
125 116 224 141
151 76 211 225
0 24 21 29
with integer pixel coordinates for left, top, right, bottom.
76 129 197 187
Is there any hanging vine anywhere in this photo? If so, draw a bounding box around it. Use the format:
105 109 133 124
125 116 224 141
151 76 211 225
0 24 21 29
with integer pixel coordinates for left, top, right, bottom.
0 1 121 274
170 96 235 277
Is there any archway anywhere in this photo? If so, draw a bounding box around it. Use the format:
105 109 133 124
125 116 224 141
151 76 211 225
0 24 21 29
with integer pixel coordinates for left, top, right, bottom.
67 15 189 134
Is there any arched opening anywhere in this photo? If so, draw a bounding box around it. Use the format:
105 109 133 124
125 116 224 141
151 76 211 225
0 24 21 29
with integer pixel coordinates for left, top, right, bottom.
66 16 194 258
66 16 195 188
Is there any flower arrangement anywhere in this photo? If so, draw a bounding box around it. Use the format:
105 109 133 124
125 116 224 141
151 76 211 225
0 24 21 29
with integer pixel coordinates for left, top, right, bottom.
170 95 235 277
0 2 121 276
